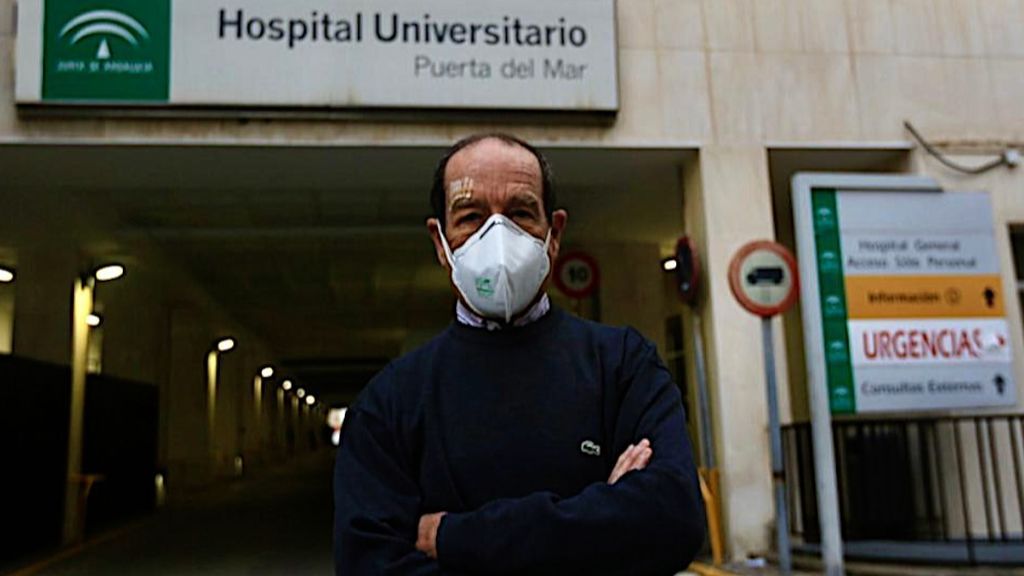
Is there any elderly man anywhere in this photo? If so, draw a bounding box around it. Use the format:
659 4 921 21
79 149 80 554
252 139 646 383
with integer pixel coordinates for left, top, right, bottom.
334 133 705 575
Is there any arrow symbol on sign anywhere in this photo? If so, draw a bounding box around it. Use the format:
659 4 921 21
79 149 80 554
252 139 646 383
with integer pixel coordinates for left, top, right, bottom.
984 287 996 308
995 374 1006 395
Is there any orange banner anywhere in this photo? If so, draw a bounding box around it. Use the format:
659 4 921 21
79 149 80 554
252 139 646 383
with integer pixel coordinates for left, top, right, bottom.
844 275 1005 319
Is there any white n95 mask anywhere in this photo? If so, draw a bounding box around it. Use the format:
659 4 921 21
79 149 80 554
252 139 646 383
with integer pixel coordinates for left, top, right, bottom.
438 214 551 322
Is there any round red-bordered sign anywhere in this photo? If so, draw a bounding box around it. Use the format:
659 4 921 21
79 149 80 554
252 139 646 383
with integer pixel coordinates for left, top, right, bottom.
728 241 800 318
554 252 600 299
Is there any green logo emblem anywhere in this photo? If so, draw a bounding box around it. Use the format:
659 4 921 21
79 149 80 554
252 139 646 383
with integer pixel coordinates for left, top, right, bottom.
43 0 171 102
475 277 495 298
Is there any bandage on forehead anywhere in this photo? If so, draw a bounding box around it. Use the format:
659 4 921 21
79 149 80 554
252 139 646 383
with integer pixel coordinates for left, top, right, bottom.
448 177 474 208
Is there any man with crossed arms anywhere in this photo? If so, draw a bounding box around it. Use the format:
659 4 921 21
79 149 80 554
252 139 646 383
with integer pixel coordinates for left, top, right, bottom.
334 133 705 575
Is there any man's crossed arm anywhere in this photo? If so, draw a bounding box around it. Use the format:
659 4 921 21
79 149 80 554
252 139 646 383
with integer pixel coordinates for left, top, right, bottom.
415 439 655 559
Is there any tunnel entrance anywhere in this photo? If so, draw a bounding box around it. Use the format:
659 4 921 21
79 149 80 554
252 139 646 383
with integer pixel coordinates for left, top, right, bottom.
0 143 691 403
0 142 695 568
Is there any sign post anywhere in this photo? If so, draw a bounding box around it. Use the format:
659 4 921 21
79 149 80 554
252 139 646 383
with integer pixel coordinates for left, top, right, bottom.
674 237 712 469
728 240 800 576
673 236 724 565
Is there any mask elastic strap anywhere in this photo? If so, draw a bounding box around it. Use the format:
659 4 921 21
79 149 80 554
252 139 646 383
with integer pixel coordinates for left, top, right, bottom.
437 226 457 269
441 227 490 320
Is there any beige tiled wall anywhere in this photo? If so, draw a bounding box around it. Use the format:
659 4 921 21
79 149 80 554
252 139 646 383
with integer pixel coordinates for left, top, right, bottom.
3 0 1023 148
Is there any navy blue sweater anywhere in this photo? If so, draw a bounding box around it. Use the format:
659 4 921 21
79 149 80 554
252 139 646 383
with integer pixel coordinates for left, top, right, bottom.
334 307 705 575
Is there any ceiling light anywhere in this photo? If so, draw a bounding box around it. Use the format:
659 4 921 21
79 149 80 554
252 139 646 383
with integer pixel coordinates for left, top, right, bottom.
86 314 102 327
260 366 274 378
94 264 125 282
216 338 236 352
282 380 293 391
662 257 678 272
0 267 13 283
296 388 306 398
305 395 316 406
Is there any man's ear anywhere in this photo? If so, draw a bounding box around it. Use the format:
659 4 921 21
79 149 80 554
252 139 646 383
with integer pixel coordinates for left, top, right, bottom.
426 218 450 270
548 209 568 262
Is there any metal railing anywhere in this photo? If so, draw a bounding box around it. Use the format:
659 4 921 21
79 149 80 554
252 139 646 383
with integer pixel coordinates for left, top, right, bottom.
783 414 1024 565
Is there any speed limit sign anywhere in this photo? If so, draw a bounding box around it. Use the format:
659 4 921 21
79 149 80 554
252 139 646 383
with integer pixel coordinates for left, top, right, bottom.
554 252 600 299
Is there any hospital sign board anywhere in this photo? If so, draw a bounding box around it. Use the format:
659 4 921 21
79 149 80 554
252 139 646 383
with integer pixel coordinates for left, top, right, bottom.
16 0 619 113
793 175 1015 415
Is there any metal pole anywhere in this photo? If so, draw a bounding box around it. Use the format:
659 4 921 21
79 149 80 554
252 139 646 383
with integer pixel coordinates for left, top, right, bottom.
692 315 715 469
693 313 726 565
806 353 845 574
792 180 846 575
762 318 792 575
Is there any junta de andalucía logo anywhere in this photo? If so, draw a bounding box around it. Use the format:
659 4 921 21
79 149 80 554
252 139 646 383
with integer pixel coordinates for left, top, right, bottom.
43 0 170 102
60 9 151 61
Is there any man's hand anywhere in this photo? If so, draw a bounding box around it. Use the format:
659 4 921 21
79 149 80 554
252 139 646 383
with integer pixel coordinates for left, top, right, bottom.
608 438 652 484
416 512 446 559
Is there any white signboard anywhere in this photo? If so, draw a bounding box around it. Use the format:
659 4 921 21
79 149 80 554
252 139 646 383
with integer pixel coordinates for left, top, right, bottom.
793 174 1016 414
16 0 619 112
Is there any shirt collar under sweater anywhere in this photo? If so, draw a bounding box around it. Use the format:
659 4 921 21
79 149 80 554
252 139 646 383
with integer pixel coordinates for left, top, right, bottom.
455 293 551 331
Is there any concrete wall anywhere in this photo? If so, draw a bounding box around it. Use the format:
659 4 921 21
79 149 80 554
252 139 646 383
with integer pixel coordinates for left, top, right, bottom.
2 0 1024 560
3 0 1022 147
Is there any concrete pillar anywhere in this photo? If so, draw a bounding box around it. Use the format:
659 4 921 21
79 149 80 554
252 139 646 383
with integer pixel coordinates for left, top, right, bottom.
295 395 307 455
85 323 103 374
212 346 241 478
237 351 264 469
290 394 300 455
225 342 275 474
241 373 261 462
0 281 14 354
166 307 213 488
62 278 92 545
275 388 287 459
685 147 776 559
260 374 275 456
12 245 78 365
304 404 319 452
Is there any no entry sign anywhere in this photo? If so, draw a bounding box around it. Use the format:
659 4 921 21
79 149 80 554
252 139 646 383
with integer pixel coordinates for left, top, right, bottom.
729 241 800 318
